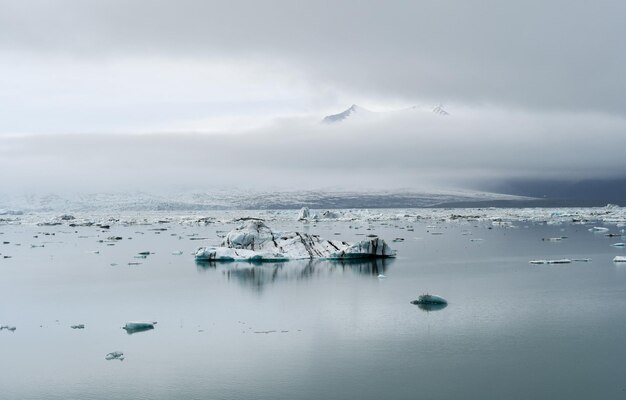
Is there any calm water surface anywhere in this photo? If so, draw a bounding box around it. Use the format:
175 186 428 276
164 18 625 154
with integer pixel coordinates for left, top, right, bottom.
1 217 625 399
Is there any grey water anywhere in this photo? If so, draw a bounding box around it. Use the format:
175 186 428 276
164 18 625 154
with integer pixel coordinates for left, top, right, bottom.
1 218 626 399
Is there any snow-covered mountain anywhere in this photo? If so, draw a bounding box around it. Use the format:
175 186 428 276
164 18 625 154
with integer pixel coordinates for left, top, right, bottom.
322 104 449 124
321 104 372 123
431 104 450 115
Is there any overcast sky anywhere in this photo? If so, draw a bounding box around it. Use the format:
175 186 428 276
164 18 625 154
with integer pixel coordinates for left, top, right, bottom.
1 0 625 193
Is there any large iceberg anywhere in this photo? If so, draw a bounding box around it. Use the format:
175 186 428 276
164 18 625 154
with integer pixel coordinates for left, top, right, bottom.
195 221 396 262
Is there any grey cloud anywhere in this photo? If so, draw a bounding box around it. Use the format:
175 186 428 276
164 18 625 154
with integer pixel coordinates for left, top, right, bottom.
1 0 625 114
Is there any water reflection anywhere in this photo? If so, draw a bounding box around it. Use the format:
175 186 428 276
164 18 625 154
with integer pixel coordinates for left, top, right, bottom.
195 258 394 291
414 303 448 312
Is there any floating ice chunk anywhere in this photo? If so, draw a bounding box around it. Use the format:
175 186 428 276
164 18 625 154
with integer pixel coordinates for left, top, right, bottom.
544 237 567 241
529 259 572 264
572 258 592 262
171 251 183 255
123 321 156 334
195 221 395 262
610 243 625 247
297 207 310 221
105 351 124 361
320 210 339 219
411 294 448 305
0 325 17 332
614 256 626 263
590 227 609 232
377 274 387 279
70 324 85 329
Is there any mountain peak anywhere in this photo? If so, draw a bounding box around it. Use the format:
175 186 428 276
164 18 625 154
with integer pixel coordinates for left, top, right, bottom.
322 104 369 124
432 104 449 115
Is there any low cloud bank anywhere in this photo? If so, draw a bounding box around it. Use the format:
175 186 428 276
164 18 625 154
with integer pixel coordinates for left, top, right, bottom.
1 107 625 194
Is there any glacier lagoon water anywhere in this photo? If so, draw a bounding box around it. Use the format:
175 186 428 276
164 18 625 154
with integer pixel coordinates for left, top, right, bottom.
1 215 626 399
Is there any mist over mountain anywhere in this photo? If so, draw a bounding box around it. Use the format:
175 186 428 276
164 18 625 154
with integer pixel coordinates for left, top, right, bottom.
480 177 626 206
321 104 450 124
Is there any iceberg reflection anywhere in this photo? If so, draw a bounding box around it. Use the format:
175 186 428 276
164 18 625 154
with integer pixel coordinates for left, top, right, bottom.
195 258 393 290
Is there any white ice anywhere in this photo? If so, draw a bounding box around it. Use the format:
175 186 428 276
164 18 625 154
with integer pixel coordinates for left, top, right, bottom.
195 221 396 262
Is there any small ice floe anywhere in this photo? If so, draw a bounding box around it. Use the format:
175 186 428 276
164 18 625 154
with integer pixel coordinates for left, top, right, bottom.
70 324 85 329
411 294 448 311
469 238 483 242
138 251 151 255
377 274 387 279
572 258 592 262
529 259 572 264
614 256 626 263
0 325 17 332
605 233 621 237
411 294 448 305
590 227 609 232
543 237 567 242
171 251 183 255
320 210 339 219
105 351 124 361
392 238 405 242
297 207 310 221
123 321 157 334
610 243 625 247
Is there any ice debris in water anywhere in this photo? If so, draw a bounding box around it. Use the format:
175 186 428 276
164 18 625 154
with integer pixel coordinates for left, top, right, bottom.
105 351 124 361
543 237 567 241
194 221 396 262
297 207 310 221
411 294 448 305
529 259 572 264
590 227 609 232
377 274 387 279
171 250 183 255
614 256 626 263
70 324 85 329
320 210 339 219
610 243 625 247
123 321 157 333
0 325 17 332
